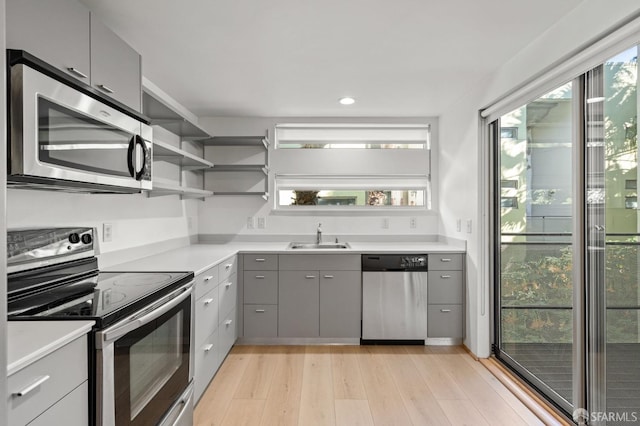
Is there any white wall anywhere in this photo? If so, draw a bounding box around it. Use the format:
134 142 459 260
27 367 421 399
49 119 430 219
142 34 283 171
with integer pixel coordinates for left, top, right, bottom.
198 116 439 239
6 190 198 261
439 0 640 357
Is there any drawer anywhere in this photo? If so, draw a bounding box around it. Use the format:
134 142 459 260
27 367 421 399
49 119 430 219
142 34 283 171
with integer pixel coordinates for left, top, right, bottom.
243 254 278 270
219 255 237 282
279 254 360 271
244 305 278 337
428 253 464 271
194 328 220 403
219 309 237 359
28 381 88 426
428 304 463 338
218 274 237 321
195 265 219 300
9 335 88 426
428 271 463 304
195 290 219 346
244 271 278 304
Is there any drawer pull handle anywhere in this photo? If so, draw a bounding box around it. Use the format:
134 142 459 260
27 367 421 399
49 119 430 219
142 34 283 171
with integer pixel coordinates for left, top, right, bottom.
225 282 232 289
255 309 266 313
440 258 452 262
14 375 50 397
255 275 265 279
203 298 214 306
440 275 452 279
440 309 452 313
305 275 316 279
204 276 214 282
225 319 233 326
225 263 232 270
255 258 266 262
323 275 334 279
67 67 88 79
203 344 214 352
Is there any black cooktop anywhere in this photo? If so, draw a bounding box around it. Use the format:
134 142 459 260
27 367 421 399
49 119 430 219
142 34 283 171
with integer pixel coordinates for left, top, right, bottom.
8 267 194 328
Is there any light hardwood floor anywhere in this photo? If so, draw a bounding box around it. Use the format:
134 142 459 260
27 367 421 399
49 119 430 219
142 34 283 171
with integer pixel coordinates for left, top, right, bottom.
194 345 546 426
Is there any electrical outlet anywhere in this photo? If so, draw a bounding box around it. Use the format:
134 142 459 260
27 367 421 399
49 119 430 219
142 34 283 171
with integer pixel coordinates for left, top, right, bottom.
257 217 266 229
456 219 462 232
103 223 113 242
246 217 254 229
466 219 472 234
409 217 417 229
382 218 389 229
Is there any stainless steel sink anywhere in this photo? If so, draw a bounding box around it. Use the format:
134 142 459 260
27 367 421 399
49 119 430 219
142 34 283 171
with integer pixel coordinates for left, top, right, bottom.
288 242 351 250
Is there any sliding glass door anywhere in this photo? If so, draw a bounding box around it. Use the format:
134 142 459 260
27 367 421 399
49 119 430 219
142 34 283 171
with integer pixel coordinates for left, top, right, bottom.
586 46 640 425
494 45 639 424
495 82 576 412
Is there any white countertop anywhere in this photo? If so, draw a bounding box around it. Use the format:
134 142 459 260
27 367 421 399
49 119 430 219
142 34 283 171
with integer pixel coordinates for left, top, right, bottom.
8 321 95 376
106 240 465 275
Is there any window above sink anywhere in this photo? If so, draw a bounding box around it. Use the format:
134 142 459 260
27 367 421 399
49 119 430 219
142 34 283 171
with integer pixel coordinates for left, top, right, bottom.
272 123 432 211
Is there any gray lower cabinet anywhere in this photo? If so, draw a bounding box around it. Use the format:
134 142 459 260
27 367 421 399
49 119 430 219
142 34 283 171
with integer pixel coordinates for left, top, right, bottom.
278 270 320 337
319 271 361 338
244 304 278 337
427 253 464 340
278 255 361 339
8 335 89 426
193 255 238 403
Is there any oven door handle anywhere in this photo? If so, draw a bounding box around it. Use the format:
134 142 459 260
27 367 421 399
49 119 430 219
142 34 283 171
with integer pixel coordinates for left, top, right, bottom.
100 282 193 344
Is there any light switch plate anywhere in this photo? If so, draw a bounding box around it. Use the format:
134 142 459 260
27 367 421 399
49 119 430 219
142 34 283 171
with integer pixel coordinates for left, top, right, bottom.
246 216 254 229
257 217 266 229
466 219 472 233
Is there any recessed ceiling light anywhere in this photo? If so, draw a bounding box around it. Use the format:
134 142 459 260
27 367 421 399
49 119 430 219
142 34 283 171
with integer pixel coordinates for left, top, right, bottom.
339 97 355 105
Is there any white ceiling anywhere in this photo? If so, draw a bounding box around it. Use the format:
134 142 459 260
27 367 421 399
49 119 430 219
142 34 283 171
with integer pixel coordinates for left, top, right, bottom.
80 0 582 118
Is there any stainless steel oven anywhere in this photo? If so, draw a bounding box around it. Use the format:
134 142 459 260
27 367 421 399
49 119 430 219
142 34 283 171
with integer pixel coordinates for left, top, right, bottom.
96 282 194 426
7 50 152 193
7 227 195 426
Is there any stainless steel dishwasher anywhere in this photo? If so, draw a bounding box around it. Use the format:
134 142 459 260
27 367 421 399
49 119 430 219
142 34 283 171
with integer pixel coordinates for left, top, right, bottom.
361 254 428 343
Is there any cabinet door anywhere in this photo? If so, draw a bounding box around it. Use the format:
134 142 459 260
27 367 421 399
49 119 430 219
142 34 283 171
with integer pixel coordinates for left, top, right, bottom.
6 0 91 84
278 270 319 337
28 381 88 426
90 14 142 111
320 271 361 338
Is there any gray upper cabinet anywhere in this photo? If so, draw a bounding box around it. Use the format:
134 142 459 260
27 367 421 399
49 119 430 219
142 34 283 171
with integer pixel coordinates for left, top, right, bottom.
6 0 91 84
90 14 141 111
6 0 142 112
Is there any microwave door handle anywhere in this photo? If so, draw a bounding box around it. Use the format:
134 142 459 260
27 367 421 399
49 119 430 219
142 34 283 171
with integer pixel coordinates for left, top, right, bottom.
127 136 136 178
100 282 193 344
134 135 147 181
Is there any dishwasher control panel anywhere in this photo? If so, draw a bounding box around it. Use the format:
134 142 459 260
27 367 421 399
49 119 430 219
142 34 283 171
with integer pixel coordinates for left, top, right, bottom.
362 254 428 271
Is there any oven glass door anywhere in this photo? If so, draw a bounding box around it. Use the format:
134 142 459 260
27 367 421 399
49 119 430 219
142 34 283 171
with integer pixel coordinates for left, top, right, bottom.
38 97 142 179
113 296 191 426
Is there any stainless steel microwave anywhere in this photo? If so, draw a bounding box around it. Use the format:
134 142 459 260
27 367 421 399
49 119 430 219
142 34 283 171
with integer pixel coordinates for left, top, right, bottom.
8 51 152 193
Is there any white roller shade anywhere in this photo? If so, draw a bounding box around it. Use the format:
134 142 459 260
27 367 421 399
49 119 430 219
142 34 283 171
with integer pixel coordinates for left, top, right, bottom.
481 14 640 122
275 123 430 147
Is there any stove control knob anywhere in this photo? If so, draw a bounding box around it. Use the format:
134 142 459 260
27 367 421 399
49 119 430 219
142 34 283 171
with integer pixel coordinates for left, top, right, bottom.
81 234 93 245
68 233 80 244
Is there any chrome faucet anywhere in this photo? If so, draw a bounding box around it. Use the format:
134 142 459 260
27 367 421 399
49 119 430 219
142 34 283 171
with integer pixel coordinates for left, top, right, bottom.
316 223 322 244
